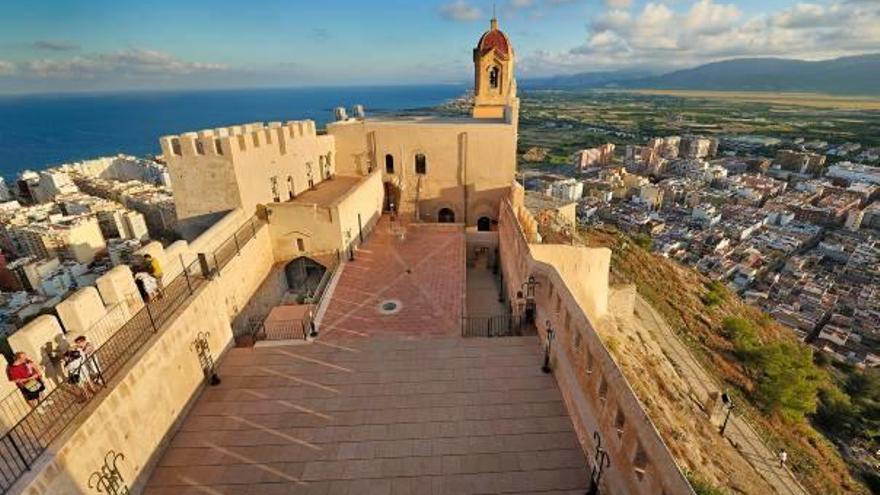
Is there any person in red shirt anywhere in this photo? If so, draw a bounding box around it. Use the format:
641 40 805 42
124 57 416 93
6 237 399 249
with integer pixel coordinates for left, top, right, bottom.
6 352 46 408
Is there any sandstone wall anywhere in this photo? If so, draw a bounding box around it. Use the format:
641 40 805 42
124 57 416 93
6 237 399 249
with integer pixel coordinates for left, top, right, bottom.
327 118 517 226
497 196 694 495
7 220 274 495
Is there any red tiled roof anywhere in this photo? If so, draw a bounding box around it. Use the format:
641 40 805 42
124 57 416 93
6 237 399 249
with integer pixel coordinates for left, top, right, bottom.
478 29 511 59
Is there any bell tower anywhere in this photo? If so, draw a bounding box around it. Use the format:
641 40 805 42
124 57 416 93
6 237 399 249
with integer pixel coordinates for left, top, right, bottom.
472 15 517 120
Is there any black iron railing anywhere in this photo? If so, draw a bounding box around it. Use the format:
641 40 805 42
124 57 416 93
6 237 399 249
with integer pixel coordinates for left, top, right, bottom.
461 314 535 338
0 215 263 494
253 318 312 341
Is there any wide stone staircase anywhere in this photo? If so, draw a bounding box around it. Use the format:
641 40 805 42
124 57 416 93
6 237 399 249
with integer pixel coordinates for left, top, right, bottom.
144 335 590 494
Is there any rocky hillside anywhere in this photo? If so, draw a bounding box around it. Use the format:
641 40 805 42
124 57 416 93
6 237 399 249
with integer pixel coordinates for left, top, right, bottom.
580 227 866 495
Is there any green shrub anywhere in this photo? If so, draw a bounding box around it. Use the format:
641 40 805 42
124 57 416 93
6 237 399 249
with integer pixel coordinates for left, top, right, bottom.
753 342 821 422
633 233 653 250
686 471 730 495
722 317 760 357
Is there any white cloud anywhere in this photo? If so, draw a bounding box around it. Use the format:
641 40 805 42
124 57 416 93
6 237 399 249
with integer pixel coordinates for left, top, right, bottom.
604 0 634 7
521 0 880 75
509 0 536 8
0 49 227 80
438 0 484 21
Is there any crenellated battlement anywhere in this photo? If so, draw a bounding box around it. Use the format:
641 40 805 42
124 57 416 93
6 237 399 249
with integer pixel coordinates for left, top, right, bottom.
160 120 319 160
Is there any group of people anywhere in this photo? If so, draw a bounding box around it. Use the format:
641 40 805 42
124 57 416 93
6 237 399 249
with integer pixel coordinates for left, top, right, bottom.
134 253 163 303
5 335 101 414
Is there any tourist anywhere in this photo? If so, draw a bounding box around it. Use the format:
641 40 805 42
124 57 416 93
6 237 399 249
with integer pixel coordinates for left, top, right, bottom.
63 349 90 402
73 336 102 391
134 271 159 303
779 449 788 468
5 352 47 410
144 254 163 290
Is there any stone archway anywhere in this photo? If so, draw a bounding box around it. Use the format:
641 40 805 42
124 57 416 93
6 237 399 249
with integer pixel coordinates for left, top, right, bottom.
438 208 456 223
477 216 492 231
284 257 327 298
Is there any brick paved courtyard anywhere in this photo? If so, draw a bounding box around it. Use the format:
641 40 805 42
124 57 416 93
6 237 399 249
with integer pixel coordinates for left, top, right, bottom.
320 220 466 338
144 221 589 494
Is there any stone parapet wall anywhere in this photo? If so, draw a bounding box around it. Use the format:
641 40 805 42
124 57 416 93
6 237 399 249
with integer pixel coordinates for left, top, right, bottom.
497 191 694 495
6 219 275 494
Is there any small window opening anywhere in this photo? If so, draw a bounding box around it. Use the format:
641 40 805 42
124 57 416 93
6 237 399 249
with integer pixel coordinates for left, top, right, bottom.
415 153 427 175
385 154 395 174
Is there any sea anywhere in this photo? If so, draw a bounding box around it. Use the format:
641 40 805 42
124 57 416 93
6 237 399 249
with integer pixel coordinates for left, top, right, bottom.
0 84 466 179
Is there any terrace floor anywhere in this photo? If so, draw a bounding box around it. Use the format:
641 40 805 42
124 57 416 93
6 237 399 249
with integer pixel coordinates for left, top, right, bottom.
144 220 589 494
319 220 466 338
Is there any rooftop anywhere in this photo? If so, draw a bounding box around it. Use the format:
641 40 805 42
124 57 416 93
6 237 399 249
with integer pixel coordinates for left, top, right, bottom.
288 175 365 209
144 221 588 494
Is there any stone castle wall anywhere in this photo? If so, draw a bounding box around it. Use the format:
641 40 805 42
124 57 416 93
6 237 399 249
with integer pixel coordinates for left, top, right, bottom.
160 121 335 237
6 217 276 494
497 193 694 495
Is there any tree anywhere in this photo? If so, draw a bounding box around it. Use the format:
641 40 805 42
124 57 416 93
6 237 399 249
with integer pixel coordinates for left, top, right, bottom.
722 317 760 358
815 386 857 436
753 342 821 422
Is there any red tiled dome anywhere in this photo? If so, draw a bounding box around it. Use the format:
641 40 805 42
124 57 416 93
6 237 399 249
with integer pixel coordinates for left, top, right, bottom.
477 28 511 59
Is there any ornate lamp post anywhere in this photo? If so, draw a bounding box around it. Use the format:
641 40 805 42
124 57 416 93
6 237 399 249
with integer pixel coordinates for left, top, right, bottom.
587 431 611 495
88 451 130 495
720 392 734 436
521 275 540 324
542 319 555 373
344 229 355 261
192 331 221 386
308 307 318 338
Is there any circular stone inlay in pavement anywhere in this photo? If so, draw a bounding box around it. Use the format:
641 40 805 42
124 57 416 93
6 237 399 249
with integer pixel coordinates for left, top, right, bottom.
377 300 402 315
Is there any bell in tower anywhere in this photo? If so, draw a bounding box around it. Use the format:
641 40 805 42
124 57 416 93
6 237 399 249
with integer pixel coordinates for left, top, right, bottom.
472 15 517 120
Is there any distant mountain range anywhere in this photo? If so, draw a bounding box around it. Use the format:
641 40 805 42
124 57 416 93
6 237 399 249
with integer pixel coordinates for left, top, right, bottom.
523 54 880 96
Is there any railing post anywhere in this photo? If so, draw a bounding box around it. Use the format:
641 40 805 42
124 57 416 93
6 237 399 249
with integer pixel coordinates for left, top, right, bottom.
233 232 241 255
214 253 221 276
180 255 193 294
145 302 157 332
251 218 257 239
7 433 31 470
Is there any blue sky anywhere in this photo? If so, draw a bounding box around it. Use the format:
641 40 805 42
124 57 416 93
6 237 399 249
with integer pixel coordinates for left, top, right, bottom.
0 0 876 94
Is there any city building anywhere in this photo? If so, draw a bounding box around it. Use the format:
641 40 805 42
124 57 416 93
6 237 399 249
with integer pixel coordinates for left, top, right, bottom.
573 143 615 169
826 161 880 185
545 178 584 201
6 215 106 264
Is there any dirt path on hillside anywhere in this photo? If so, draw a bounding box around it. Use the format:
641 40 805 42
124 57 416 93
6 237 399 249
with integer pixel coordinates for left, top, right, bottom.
602 287 808 494
624 294 808 495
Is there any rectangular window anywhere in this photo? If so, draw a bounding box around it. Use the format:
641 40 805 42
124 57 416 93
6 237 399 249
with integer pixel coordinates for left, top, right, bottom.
385 154 394 174
415 153 426 175
296 238 305 252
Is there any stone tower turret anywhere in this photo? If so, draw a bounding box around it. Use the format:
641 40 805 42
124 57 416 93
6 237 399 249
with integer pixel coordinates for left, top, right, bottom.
472 15 518 120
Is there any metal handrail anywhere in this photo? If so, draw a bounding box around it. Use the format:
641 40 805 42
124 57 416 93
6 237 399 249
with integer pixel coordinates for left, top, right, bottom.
461 314 534 338
0 214 263 493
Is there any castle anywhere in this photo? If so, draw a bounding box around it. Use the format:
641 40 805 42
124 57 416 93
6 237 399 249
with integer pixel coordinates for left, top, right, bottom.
0 18 696 495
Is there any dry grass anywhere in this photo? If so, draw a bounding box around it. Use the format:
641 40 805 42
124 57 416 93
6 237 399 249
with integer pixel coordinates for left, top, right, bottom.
622 89 880 110
581 227 867 495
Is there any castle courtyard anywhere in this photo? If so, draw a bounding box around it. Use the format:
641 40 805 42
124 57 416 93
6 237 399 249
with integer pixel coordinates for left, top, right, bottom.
143 222 589 495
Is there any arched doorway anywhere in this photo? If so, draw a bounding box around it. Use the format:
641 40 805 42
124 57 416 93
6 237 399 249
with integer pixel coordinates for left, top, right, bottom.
284 257 327 300
438 208 455 223
477 216 492 231
383 182 400 213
